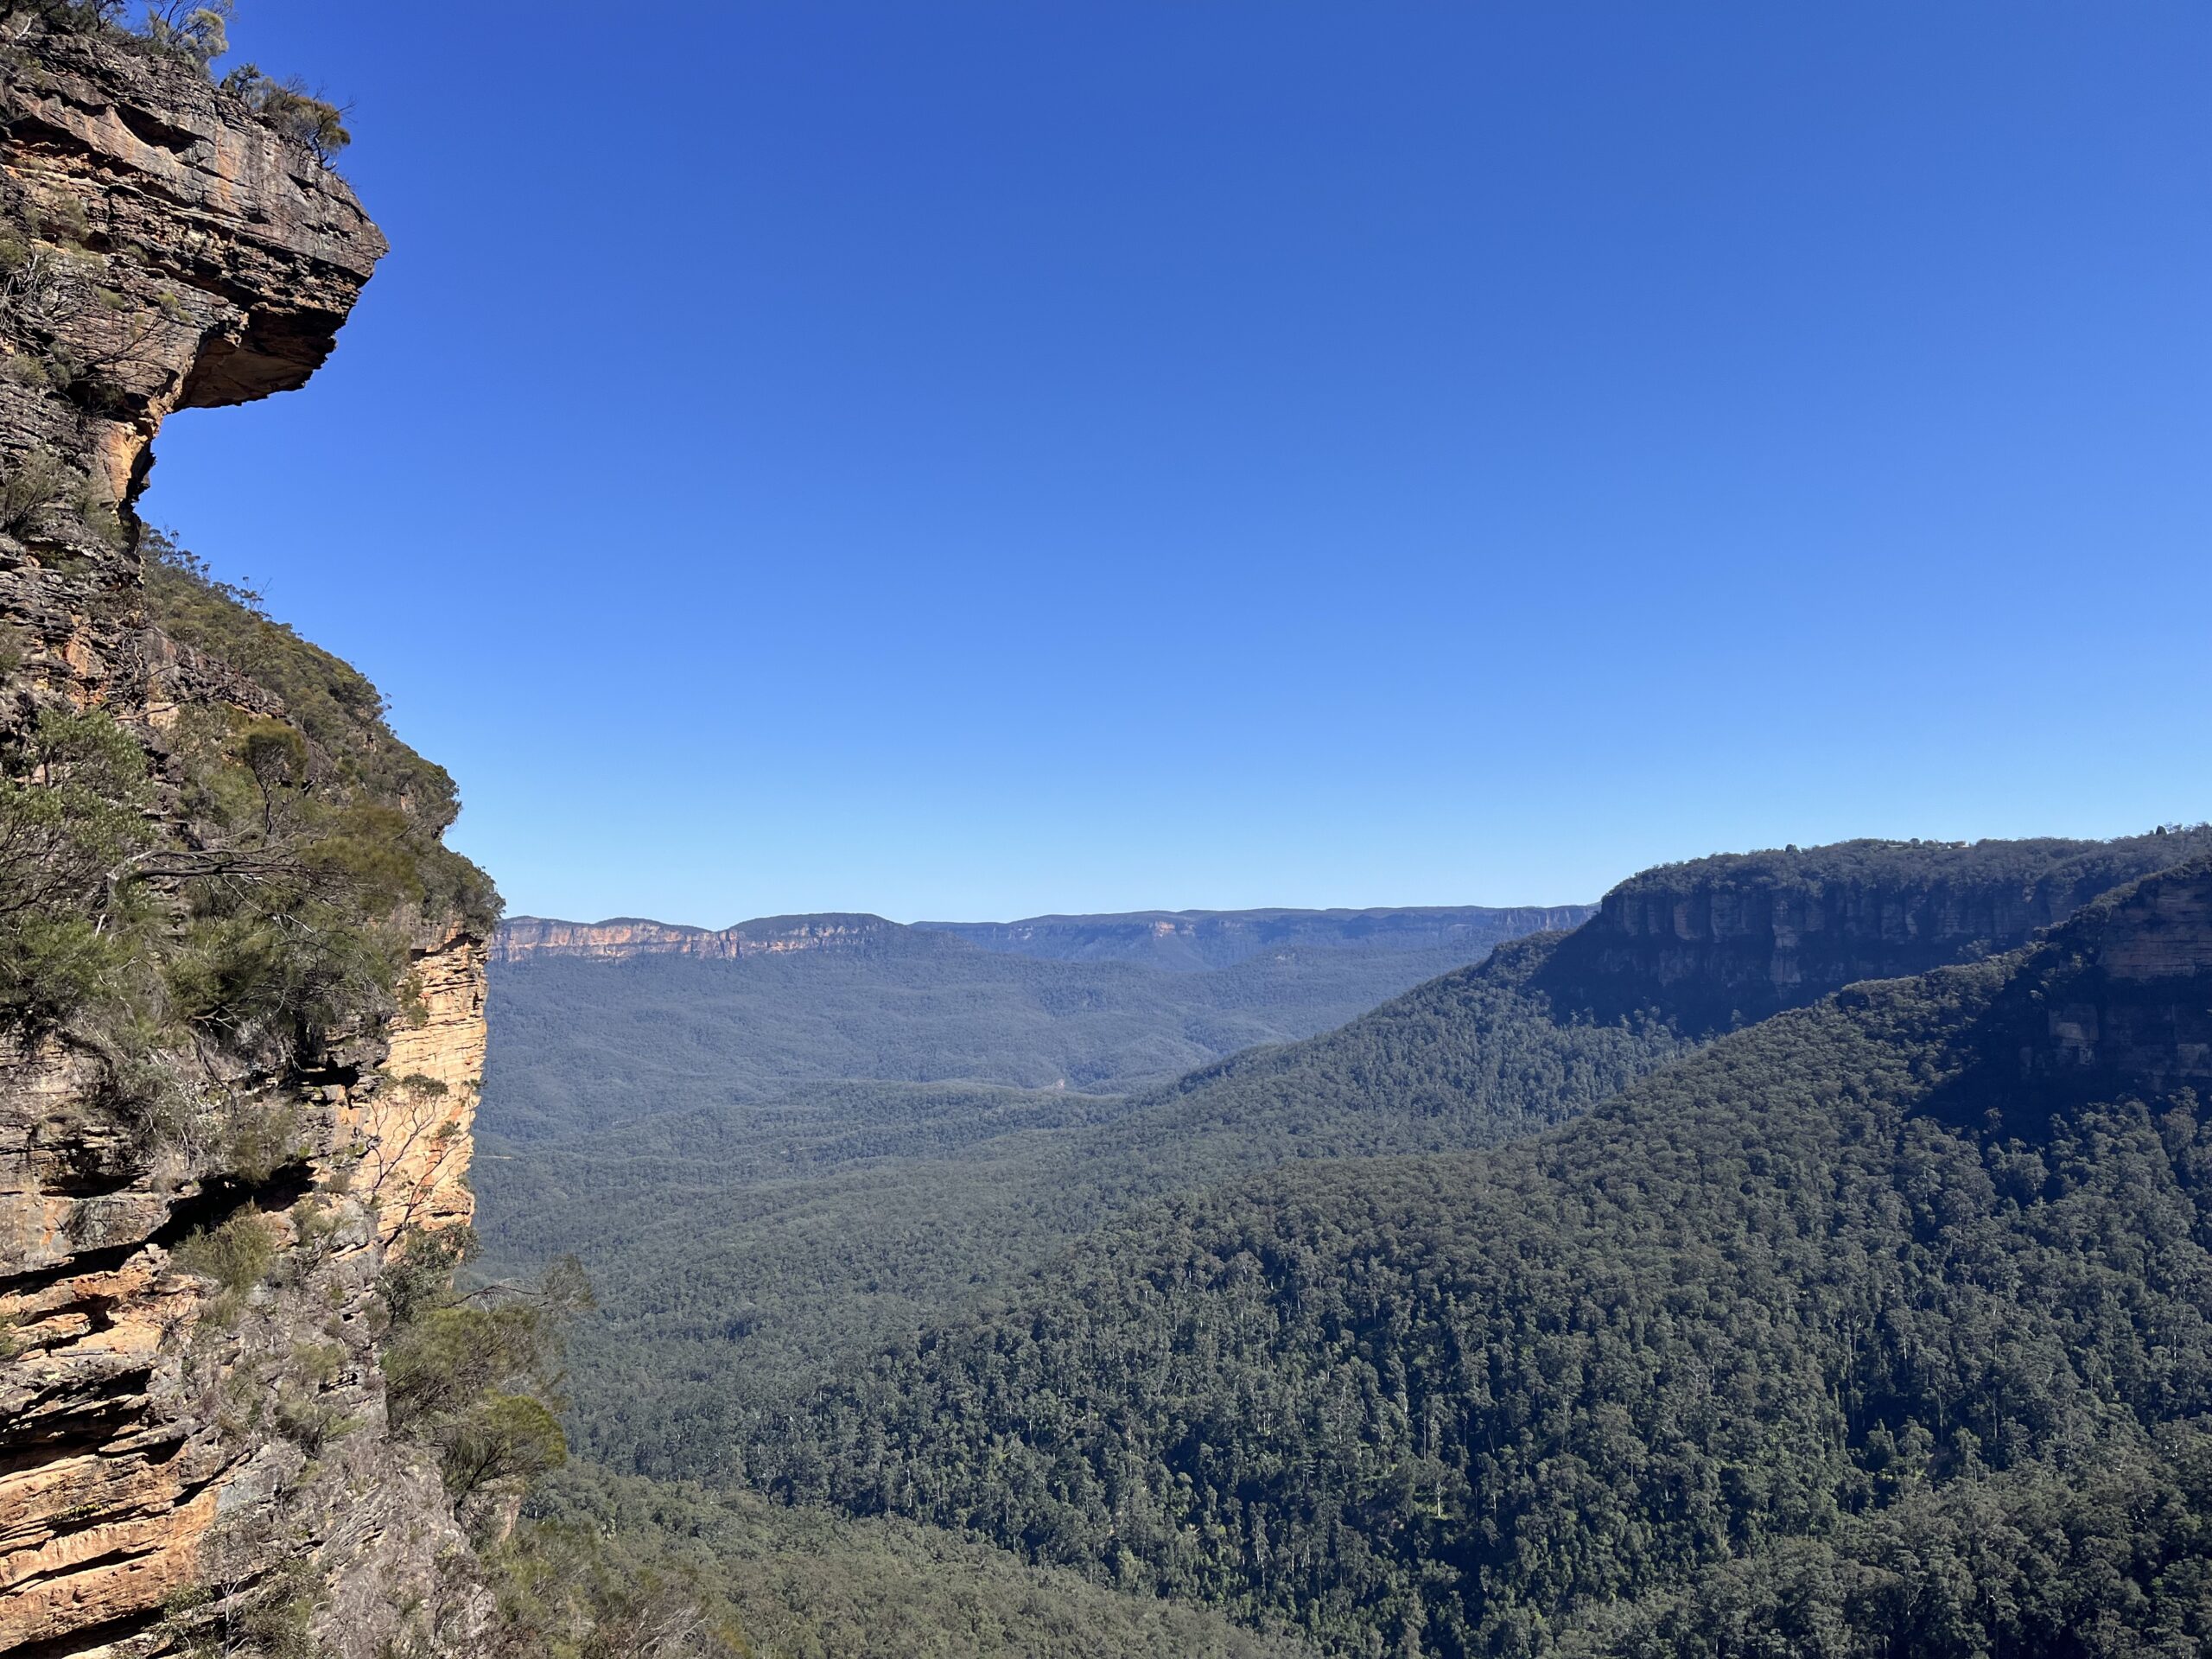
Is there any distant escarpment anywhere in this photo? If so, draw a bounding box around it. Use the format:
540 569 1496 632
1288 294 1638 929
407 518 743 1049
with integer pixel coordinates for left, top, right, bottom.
1535 830 2212 1033
492 912 896 965
914 905 1595 971
493 904 1598 972
0 22 498 1659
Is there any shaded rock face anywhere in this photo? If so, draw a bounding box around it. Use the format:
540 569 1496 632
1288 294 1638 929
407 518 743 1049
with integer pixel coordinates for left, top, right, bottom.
2040 858 2212 1093
0 29 385 717
0 28 486 1659
1536 832 2212 1034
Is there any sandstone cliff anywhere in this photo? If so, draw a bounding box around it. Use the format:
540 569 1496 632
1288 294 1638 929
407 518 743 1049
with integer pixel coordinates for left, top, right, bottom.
2033 853 2212 1094
491 912 897 965
0 22 490 1658
1534 830 2212 1033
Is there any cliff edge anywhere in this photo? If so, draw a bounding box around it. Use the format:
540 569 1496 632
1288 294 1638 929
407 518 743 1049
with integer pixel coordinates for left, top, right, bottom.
0 21 493 1658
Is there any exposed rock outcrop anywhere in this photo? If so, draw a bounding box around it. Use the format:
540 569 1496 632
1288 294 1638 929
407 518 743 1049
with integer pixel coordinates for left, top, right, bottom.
1535 831 2212 1033
0 24 487 1659
492 912 897 964
2039 855 2212 1091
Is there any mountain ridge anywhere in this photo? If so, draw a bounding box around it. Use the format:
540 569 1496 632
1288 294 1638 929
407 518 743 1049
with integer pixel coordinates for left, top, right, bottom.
490 904 1597 969
913 906 1597 970
487 830 2212 1489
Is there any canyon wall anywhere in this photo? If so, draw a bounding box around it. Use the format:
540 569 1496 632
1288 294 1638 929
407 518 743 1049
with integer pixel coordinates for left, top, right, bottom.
0 26 488 1658
1535 831 2212 1033
2039 855 2212 1093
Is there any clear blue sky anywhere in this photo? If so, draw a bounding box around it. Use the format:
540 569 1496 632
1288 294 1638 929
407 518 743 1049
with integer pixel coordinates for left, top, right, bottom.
143 2 2212 925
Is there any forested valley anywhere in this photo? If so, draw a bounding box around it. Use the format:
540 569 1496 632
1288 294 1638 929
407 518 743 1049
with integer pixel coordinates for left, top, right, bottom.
9 9 2197 1656
474 829 2212 1656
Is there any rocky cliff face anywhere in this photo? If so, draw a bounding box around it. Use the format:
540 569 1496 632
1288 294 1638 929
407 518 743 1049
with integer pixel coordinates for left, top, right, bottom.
2038 855 2212 1092
0 25 489 1659
491 912 897 965
1535 831 2212 1033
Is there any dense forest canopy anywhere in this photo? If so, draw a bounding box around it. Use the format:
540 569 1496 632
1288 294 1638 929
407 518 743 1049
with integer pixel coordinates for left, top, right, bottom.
482 929 1513 1141
480 831 2209 1547
735 856 2212 1656
476 925 1689 1470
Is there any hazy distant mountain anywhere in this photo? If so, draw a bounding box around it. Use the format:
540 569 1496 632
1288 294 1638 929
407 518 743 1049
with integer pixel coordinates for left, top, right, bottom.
478 911 1560 1142
491 912 895 964
911 905 1594 970
492 904 1594 971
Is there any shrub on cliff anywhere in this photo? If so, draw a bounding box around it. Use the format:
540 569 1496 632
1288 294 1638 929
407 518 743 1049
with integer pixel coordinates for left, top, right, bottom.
14 1 353 161
144 528 500 936
0 448 77 538
140 0 226 66
171 1206 276 1294
478 1516 749 1659
0 579 490 1181
378 1226 594 1540
219 64 350 160
0 708 151 1023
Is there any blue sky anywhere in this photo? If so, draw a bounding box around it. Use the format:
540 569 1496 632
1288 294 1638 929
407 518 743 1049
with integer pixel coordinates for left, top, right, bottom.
144 2 2212 925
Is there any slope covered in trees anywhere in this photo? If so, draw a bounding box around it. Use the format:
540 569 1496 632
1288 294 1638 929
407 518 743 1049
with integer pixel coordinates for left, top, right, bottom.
480 833 2206 1496
518 1465 1322 1659
744 855 2212 1656
482 927 1513 1143
478 927 1688 1473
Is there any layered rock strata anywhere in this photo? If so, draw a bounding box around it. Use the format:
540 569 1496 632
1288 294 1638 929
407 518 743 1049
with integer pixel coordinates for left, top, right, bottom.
492 912 897 964
0 26 487 1659
1537 831 2212 1032
2040 855 2212 1091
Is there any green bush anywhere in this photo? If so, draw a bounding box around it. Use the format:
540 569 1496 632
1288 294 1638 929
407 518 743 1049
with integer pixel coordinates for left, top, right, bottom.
217 1098 305 1185
376 1230 594 1534
0 912 126 1027
171 1209 275 1295
440 1391 568 1509
0 449 75 537
217 64 349 158
480 1516 747 1659
144 529 502 937
0 709 155 1027
141 2 227 66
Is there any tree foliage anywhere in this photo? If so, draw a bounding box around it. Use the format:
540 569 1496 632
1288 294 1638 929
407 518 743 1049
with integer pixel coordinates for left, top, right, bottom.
728 897 2212 1656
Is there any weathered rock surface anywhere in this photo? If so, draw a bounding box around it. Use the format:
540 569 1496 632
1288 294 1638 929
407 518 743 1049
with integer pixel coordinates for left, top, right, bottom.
1535 831 2212 1033
0 25 486 1659
2040 855 2212 1091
